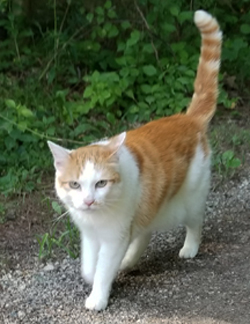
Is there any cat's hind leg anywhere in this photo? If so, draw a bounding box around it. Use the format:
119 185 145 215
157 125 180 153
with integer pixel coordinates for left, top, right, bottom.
179 196 206 259
179 222 202 258
120 232 151 271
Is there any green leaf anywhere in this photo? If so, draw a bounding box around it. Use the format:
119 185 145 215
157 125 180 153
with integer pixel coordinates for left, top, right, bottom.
240 24 250 35
5 136 16 150
142 43 154 53
83 86 93 98
142 65 157 76
222 150 234 161
162 23 176 33
170 6 180 17
116 56 127 66
121 21 131 30
106 112 116 124
129 105 139 114
108 25 119 38
95 6 104 16
126 30 141 47
140 84 152 94
229 158 241 168
5 99 16 109
52 201 62 214
81 101 94 114
145 95 155 104
107 9 117 19
125 89 134 99
86 13 94 23
178 11 192 24
18 105 33 118
104 0 112 9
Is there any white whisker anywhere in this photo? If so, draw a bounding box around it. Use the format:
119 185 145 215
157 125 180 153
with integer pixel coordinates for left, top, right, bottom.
52 210 70 223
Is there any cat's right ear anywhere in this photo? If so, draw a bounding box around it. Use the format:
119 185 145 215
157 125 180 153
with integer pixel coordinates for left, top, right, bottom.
47 141 70 172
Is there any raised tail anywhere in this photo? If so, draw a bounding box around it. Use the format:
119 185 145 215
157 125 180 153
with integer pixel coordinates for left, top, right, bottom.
186 10 222 126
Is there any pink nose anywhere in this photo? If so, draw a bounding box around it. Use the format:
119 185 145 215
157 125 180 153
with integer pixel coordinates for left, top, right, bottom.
84 199 95 207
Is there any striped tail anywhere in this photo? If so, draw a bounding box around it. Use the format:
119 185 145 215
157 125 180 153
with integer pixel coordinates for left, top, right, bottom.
186 10 222 127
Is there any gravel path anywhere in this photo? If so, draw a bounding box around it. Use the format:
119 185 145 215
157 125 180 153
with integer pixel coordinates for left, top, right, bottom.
1 172 250 324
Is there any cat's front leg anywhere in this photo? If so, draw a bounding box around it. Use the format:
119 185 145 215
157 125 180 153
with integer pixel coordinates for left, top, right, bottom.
81 230 99 285
85 236 129 311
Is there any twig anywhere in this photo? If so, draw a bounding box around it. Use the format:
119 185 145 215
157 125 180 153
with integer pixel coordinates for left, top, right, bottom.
39 25 91 81
0 113 86 145
134 0 160 67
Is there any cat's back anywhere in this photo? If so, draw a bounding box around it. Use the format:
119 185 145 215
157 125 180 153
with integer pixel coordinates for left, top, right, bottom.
125 114 208 170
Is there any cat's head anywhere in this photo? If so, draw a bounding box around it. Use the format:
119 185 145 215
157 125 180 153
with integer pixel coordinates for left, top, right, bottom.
48 133 126 212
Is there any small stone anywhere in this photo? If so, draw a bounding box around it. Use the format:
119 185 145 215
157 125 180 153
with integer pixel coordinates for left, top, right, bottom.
18 310 25 319
43 264 54 272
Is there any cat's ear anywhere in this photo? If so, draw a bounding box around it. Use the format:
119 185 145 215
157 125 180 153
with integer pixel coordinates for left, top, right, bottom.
108 132 126 155
47 141 70 172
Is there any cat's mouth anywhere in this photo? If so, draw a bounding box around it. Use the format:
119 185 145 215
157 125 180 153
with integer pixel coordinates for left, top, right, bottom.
76 205 98 212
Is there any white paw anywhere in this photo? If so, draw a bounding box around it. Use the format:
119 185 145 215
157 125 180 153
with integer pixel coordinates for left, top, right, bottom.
179 245 199 259
85 293 108 311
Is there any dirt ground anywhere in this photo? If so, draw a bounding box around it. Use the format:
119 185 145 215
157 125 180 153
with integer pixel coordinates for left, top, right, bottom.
0 107 250 324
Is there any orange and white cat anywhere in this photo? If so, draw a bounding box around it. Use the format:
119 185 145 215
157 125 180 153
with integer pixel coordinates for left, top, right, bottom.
48 10 222 311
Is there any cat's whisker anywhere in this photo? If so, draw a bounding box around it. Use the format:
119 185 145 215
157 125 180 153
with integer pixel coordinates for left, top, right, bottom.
52 210 70 223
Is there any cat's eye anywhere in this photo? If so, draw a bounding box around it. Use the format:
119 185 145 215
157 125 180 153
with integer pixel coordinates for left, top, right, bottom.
69 181 80 189
95 180 108 188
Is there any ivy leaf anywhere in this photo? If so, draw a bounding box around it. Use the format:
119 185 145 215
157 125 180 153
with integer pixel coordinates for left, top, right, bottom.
108 25 119 38
83 86 93 98
240 24 250 35
170 6 180 17
18 105 33 118
121 21 131 30
178 11 192 24
126 30 141 47
5 99 16 109
52 201 62 214
104 0 111 9
86 13 94 23
140 84 152 94
142 65 157 76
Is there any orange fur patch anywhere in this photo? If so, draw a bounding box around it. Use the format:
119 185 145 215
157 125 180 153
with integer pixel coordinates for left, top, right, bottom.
125 115 207 228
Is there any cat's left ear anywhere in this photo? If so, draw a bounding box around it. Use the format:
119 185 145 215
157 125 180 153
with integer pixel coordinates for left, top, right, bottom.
108 132 126 156
47 141 71 172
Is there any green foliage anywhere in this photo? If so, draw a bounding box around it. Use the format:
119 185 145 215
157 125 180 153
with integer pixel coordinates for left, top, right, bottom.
0 0 248 195
213 150 241 178
37 201 79 259
0 202 6 224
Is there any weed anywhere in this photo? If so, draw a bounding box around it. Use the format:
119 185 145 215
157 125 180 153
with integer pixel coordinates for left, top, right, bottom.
213 150 241 178
0 203 6 224
37 200 79 259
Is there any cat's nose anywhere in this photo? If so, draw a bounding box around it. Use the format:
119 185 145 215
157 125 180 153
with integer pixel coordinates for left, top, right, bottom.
84 199 95 207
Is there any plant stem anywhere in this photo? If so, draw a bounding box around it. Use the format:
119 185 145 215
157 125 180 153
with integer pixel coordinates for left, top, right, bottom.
0 113 86 145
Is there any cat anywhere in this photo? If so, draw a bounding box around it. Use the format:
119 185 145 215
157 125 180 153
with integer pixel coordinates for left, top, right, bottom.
48 10 222 311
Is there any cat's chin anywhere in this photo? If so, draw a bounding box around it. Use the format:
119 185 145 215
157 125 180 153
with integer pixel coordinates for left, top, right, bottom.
75 205 98 212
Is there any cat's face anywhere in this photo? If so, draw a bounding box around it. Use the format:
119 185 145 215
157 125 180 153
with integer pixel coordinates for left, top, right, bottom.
48 133 126 212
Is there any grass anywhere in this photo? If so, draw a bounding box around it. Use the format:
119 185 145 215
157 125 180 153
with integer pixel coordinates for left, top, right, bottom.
210 116 250 179
35 195 80 260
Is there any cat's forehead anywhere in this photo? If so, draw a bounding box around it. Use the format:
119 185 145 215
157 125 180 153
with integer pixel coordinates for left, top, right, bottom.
71 144 112 164
79 160 100 181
